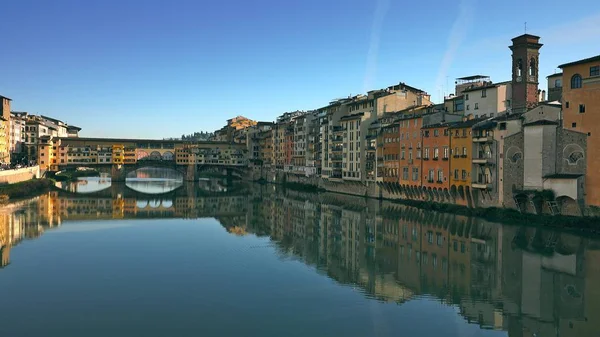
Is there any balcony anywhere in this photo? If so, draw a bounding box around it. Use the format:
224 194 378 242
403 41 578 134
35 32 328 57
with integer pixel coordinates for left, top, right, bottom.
332 126 345 133
473 153 494 165
436 179 444 184
427 178 435 183
472 182 492 190
331 154 343 161
331 136 343 143
331 145 343 153
433 157 439 161
442 157 449 161
473 136 493 143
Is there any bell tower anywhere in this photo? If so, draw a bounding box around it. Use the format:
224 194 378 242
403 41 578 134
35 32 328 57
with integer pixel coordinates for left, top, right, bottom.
509 34 543 114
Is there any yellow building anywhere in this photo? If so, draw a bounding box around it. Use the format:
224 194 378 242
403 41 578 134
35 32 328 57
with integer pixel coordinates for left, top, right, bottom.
0 95 12 164
112 145 124 164
448 118 478 205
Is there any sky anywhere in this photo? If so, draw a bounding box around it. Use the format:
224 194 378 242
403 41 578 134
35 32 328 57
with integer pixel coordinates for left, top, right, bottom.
1 0 599 138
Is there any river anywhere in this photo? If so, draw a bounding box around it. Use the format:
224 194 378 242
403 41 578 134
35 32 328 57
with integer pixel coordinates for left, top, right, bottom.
0 168 598 336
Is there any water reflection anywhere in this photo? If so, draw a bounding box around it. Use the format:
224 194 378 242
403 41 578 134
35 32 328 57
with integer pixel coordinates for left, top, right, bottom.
1 183 599 336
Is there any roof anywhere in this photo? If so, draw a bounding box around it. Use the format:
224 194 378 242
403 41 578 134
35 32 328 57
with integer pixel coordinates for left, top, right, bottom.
56 137 242 145
511 33 541 41
340 112 365 121
448 118 484 129
422 121 456 129
456 75 489 81
41 115 65 125
546 73 562 78
558 55 600 68
386 82 427 94
0 95 12 101
461 81 510 93
523 119 559 127
472 119 497 130
544 173 583 179
67 125 82 131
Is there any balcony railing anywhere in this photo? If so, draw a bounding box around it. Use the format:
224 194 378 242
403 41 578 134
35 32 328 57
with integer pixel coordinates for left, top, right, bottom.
473 136 493 143
472 182 492 190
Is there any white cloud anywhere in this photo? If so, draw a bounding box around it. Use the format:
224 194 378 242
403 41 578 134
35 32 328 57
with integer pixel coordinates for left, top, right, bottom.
434 0 476 101
363 0 391 93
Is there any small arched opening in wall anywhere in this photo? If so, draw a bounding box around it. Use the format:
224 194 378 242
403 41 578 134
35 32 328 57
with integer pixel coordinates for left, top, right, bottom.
465 186 472 208
443 188 451 203
556 196 582 217
513 193 530 213
450 185 458 200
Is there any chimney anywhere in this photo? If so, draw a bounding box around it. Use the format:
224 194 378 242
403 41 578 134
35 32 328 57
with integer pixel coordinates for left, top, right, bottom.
541 90 546 102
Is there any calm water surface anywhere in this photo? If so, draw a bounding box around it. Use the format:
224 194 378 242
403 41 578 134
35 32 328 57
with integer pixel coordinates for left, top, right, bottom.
1 168 598 337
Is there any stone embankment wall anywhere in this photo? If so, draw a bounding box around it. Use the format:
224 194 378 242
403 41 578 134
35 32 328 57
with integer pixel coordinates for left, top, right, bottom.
249 167 588 217
0 166 40 184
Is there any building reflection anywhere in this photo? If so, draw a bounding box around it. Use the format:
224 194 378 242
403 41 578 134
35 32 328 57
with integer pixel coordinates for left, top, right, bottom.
0 185 598 336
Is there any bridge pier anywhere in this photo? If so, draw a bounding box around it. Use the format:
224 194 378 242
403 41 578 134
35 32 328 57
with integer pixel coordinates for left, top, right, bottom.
111 164 128 182
185 164 198 181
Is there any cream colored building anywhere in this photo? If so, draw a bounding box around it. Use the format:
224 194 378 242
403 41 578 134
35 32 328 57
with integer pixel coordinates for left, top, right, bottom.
463 81 512 118
0 95 12 164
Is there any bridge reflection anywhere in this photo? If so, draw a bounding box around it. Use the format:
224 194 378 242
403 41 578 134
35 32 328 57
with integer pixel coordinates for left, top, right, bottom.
2 185 600 336
55 177 242 198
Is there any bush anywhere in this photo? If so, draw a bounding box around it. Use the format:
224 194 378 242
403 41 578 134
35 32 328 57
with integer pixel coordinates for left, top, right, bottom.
0 179 55 199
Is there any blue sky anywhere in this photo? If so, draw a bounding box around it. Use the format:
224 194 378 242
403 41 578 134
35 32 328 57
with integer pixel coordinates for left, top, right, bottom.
1 0 599 138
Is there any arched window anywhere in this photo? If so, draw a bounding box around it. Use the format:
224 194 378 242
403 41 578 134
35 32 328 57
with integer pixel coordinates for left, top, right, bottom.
529 58 536 76
571 74 582 89
516 59 523 77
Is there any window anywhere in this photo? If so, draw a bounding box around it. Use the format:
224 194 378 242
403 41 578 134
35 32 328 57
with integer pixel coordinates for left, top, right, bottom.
433 148 439 159
434 129 439 137
453 241 458 252
401 150 405 160
481 89 487 98
428 169 434 181
580 104 586 113
462 170 467 180
555 79 562 88
572 122 577 128
591 66 600 77
465 94 469 100
571 74 582 89
427 231 433 244
437 169 443 182
424 148 429 159
474 103 479 110
529 58 536 76
454 169 459 180
460 242 465 253
436 233 443 246
403 167 409 180
443 147 449 159
466 104 470 110
412 168 419 181
566 102 570 108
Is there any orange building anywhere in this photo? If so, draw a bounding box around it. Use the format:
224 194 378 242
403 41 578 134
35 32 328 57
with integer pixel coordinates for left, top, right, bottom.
448 118 479 205
382 123 399 182
421 122 452 193
397 114 424 188
559 55 600 207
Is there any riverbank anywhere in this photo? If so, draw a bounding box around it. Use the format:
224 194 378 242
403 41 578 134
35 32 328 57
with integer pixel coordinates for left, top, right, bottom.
0 179 55 202
277 178 600 233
